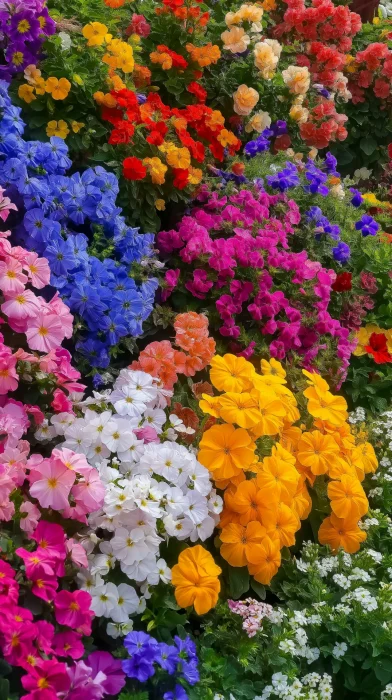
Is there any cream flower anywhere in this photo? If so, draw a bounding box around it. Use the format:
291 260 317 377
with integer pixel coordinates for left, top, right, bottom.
221 26 251 53
225 3 263 26
233 84 259 116
282 65 310 95
245 110 271 133
289 104 309 123
254 41 279 79
263 38 282 58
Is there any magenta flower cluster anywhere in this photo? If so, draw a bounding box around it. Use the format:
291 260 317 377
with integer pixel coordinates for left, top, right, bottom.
157 185 356 385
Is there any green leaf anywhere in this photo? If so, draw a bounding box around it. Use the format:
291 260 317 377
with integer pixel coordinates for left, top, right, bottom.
228 566 250 599
251 579 266 599
360 136 378 156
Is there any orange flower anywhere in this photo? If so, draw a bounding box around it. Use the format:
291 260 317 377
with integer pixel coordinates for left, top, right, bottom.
251 391 286 437
352 442 378 474
327 459 357 481
256 455 299 503
174 312 209 351
209 354 255 393
328 475 368 519
303 373 348 427
261 358 286 379
230 478 268 525
220 521 266 567
171 545 221 614
186 42 221 67
247 535 281 584
297 430 340 476
318 513 366 553
292 477 312 520
198 424 256 481
218 392 261 429
262 503 300 548
104 0 126 6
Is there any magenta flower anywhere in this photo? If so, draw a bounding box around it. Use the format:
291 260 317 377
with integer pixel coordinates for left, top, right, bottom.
54 590 94 633
87 651 126 695
53 631 84 660
21 660 70 697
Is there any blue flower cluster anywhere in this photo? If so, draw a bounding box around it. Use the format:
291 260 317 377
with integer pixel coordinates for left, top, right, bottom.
304 160 329 196
0 81 158 368
122 631 198 698
266 161 300 192
244 120 290 159
306 206 341 240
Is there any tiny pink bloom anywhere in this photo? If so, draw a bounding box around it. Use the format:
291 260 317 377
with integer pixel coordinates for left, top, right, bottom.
0 257 27 294
66 539 88 568
25 311 65 352
24 252 51 289
19 502 41 533
29 460 75 511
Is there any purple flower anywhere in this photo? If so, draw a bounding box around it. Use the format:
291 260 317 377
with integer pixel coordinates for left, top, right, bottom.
178 659 200 685
267 162 300 192
350 188 363 208
174 635 197 661
10 11 41 41
86 651 126 696
355 214 379 237
66 660 104 700
122 655 156 683
124 631 158 661
155 643 179 674
332 241 351 264
163 685 189 700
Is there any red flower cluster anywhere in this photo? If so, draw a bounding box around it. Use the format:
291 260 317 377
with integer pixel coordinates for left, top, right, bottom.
349 43 392 104
275 0 361 52
300 98 348 149
332 272 352 292
126 13 151 37
365 333 392 364
297 42 346 89
155 44 189 70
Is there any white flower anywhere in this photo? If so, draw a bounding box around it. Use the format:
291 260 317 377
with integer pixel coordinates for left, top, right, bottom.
185 490 209 524
106 620 133 639
156 558 172 584
121 552 157 582
116 370 158 403
208 491 223 514
101 418 136 453
189 515 215 542
90 581 119 617
188 462 212 496
117 434 145 465
90 541 115 576
332 642 347 659
110 385 148 418
165 486 189 516
110 583 140 622
110 527 149 565
50 412 75 435
142 408 166 432
87 441 111 464
169 414 195 434
163 514 194 540
76 569 103 592
35 419 56 442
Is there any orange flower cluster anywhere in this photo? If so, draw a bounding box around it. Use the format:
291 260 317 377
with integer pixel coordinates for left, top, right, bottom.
171 545 221 614
130 312 215 390
197 355 377 586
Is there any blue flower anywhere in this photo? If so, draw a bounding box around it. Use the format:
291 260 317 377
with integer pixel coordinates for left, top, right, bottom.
122 656 155 683
267 162 300 192
355 214 379 237
270 120 287 136
45 238 76 277
155 643 179 674
163 686 189 700
350 188 363 208
324 152 338 176
174 636 197 661
332 241 351 264
124 631 158 661
75 338 110 368
178 659 199 685
304 161 328 196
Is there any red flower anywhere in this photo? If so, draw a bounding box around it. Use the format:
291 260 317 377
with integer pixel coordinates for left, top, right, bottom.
232 162 245 176
332 272 352 292
187 81 207 102
364 333 392 364
273 134 291 152
109 122 135 145
146 130 164 146
126 13 151 37
373 78 390 99
388 143 392 160
172 168 189 189
123 157 147 181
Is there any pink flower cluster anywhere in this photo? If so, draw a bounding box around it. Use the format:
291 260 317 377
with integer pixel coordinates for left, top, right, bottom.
275 0 361 52
0 543 124 699
0 188 73 353
228 598 274 637
157 185 356 385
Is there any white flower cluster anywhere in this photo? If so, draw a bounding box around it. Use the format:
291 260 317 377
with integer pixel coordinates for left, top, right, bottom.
278 626 320 664
256 672 333 699
348 407 366 425
341 586 378 612
48 369 221 636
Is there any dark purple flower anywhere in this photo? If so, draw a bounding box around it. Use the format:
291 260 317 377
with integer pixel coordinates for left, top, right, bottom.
350 188 363 208
10 11 41 41
355 214 379 237
332 241 350 264
87 651 126 695
37 8 56 35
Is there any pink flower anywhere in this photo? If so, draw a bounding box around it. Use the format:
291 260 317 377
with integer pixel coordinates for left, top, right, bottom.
0 354 18 393
51 388 73 413
0 187 17 222
19 502 40 533
134 425 160 443
52 448 90 475
21 660 70 697
24 252 51 289
29 459 76 510
1 289 41 320
2 621 36 665
25 404 45 426
54 590 94 633
71 468 105 512
47 293 73 339
66 538 88 568
15 547 55 578
161 268 180 302
53 630 84 660
25 311 65 352
127 13 151 37
0 257 27 294
30 565 58 602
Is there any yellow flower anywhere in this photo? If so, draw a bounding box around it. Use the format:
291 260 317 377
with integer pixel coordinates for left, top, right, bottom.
155 199 166 211
103 39 134 73
166 147 191 170
217 129 238 147
282 65 310 95
210 354 255 393
188 166 203 185
254 40 279 79
46 120 70 139
362 192 380 205
70 121 85 133
289 103 309 123
233 84 259 116
226 4 263 26
18 84 36 104
93 91 118 108
143 157 168 185
82 22 109 47
34 77 46 95
205 110 225 131
45 77 71 100
219 392 262 429
261 358 286 379
73 74 84 86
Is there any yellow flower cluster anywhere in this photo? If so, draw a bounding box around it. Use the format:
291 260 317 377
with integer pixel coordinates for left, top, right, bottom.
82 22 134 73
197 355 376 585
233 84 259 116
46 120 85 139
354 324 392 356
282 65 311 95
18 65 71 104
143 157 168 185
